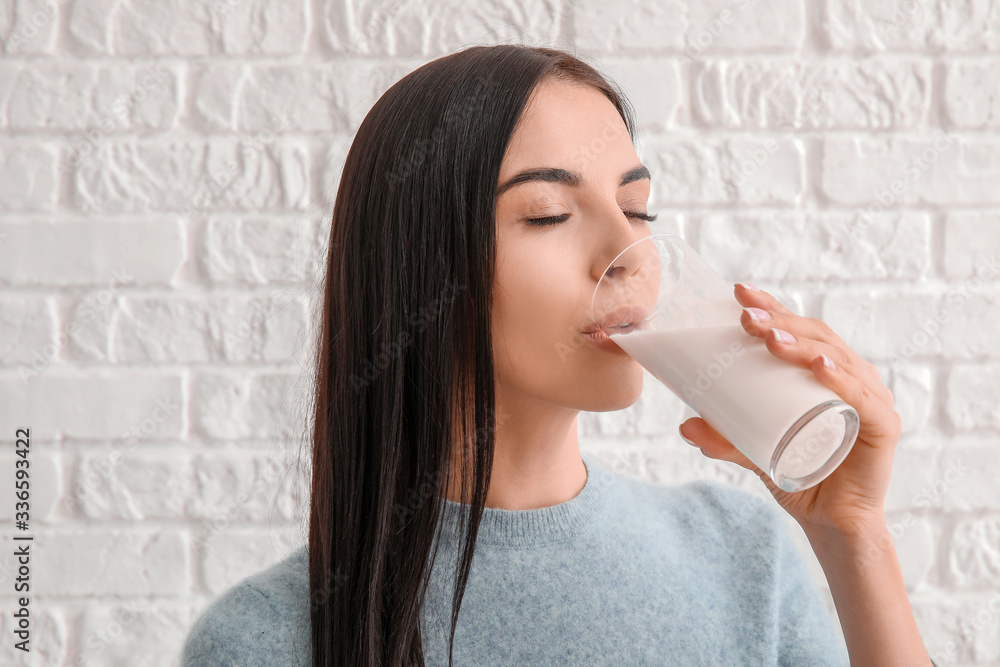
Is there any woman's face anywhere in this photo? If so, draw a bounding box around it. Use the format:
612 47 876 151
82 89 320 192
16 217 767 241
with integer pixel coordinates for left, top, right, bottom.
492 76 653 413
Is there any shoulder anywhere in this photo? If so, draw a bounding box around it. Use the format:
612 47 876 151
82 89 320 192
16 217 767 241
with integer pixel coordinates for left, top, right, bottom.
181 545 312 667
620 473 779 538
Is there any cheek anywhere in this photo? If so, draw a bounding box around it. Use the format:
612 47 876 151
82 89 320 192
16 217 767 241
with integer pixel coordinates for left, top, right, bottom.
492 249 580 372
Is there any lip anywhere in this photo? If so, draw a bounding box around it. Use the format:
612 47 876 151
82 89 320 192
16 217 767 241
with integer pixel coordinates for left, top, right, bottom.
584 329 631 354
582 304 650 336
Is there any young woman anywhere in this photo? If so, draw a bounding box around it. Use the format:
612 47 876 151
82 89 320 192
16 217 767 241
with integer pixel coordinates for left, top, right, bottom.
181 44 934 666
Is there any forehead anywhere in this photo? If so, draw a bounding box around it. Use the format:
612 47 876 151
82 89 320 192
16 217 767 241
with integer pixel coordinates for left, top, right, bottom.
500 78 634 176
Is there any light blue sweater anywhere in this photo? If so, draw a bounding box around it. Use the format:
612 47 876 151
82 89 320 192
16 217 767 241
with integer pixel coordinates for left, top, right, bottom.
180 453 851 666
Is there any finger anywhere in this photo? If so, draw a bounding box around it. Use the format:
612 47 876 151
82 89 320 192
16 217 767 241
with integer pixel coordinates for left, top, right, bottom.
809 354 903 447
759 325 895 410
679 419 784 496
735 287 889 402
679 418 759 473
734 282 797 317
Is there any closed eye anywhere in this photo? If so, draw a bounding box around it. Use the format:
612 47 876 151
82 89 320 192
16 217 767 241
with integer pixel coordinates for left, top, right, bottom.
525 211 659 227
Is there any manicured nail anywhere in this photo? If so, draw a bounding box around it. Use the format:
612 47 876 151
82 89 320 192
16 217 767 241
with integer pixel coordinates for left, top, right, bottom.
821 353 837 371
678 425 697 446
771 328 795 344
736 282 760 292
744 307 771 322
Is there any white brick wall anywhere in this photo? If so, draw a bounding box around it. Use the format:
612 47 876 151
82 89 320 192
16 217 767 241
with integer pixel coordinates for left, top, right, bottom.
0 0 998 665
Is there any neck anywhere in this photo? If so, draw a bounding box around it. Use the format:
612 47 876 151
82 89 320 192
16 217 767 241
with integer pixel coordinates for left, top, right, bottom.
444 389 587 510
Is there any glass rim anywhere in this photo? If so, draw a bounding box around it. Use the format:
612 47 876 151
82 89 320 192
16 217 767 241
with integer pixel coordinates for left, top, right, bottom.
589 232 688 331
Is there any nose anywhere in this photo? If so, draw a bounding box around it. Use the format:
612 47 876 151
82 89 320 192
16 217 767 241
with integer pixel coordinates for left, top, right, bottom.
594 229 653 286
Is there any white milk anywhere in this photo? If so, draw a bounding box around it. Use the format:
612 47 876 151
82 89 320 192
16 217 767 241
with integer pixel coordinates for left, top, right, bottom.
610 323 849 480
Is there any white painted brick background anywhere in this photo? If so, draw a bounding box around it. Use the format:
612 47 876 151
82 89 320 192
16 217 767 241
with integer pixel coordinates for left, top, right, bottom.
0 0 998 665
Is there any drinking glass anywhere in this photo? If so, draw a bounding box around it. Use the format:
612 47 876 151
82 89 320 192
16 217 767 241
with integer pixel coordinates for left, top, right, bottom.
590 233 860 492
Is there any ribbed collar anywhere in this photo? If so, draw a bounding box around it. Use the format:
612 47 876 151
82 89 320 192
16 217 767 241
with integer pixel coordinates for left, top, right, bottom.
435 452 615 549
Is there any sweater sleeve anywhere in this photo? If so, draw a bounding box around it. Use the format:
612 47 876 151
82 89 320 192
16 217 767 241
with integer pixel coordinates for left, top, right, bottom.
765 504 851 667
180 580 311 667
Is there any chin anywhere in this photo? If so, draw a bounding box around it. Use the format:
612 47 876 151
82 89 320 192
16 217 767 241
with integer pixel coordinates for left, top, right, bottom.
577 369 644 412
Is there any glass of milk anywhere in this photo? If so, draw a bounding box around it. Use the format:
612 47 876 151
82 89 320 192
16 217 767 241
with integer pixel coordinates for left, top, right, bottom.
591 233 860 492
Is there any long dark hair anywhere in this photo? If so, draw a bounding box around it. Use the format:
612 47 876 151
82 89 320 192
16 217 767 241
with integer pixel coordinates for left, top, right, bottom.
308 43 637 666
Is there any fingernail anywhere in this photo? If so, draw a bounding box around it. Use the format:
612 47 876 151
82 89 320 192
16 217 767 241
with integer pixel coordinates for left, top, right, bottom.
744 307 771 322
771 328 795 344
678 425 697 446
821 353 837 371
736 282 760 292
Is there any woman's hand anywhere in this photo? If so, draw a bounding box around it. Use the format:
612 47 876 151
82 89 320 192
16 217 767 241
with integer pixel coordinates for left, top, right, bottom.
678 282 902 538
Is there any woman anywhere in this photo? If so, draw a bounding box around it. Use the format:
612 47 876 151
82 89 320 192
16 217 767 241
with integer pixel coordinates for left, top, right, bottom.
181 44 934 666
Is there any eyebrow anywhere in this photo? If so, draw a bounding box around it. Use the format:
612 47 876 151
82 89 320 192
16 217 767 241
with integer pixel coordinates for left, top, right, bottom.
496 164 651 197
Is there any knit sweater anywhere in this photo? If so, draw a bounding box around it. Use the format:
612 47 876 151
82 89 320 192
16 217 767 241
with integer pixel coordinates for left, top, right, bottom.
180 452 851 666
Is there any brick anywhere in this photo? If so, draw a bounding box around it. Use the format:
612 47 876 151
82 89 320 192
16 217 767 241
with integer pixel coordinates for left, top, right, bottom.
0 297 56 365
76 452 193 520
0 373 184 441
821 290 940 361
188 451 308 526
191 372 306 440
912 593 1000 664
948 517 1000 588
0 220 184 287
189 63 245 131
945 60 1000 128
644 136 804 205
826 0 1000 51
204 215 328 285
938 288 1000 359
69 0 309 55
77 603 195 667
324 0 559 56
943 213 1000 280
0 0 60 54
67 139 309 215
0 142 57 211
821 135 1000 206
594 57 683 131
106 293 310 364
575 0 804 54
936 448 1000 512
0 606 66 665
890 365 933 435
695 58 930 129
27 530 189 596
0 451 60 522
946 366 1000 431
201 530 299 595
697 211 931 281
6 62 178 131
